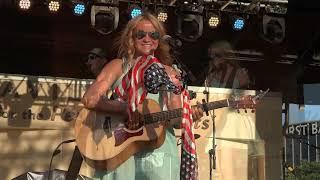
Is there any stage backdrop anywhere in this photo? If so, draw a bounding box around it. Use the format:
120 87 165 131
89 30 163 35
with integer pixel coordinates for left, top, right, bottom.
0 74 282 180
182 86 283 180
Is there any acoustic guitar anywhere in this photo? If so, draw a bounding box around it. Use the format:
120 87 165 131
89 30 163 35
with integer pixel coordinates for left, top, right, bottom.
74 90 268 171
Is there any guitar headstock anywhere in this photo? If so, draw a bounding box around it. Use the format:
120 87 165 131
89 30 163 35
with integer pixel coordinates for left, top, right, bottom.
229 89 269 112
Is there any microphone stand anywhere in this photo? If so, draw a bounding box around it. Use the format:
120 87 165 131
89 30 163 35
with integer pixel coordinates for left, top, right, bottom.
204 76 217 180
170 48 196 86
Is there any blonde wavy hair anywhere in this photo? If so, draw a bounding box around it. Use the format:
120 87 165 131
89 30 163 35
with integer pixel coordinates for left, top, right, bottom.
115 12 172 65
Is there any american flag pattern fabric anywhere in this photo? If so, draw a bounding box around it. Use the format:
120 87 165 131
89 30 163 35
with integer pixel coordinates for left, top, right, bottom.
144 63 182 95
180 90 198 180
114 55 157 112
114 55 198 179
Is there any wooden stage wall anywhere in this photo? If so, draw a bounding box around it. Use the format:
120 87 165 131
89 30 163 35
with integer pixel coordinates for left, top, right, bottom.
0 74 282 180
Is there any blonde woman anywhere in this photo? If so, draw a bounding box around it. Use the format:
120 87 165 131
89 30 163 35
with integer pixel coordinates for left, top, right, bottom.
82 12 203 180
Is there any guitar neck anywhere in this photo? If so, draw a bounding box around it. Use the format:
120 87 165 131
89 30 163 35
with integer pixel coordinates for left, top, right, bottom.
205 99 231 111
143 99 230 124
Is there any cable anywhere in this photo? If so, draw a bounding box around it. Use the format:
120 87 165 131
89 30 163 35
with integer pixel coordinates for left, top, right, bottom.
48 139 75 180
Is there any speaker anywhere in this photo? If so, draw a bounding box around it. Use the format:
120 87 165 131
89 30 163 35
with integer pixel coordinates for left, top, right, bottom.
12 146 86 180
12 169 90 180
288 0 320 14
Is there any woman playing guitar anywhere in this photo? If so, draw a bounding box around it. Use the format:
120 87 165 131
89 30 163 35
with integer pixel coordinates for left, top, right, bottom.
80 12 204 180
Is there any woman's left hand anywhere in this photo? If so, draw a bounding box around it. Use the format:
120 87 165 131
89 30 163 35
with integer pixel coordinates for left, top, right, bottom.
191 102 204 121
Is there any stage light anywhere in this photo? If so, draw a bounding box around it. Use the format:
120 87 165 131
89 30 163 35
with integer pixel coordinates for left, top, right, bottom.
72 0 86 16
18 0 31 10
232 16 245 31
91 2 119 35
262 15 285 44
128 4 143 19
156 7 168 22
176 1 204 42
48 0 61 12
207 12 220 28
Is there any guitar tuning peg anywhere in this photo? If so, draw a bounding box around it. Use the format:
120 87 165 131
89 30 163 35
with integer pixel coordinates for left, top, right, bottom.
14 92 20 98
244 109 247 113
251 109 255 113
237 109 240 113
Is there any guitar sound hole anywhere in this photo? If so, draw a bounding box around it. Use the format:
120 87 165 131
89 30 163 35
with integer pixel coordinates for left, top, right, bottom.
103 116 112 135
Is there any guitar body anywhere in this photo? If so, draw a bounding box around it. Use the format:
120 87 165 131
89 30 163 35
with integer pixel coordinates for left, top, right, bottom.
74 90 266 171
74 99 167 171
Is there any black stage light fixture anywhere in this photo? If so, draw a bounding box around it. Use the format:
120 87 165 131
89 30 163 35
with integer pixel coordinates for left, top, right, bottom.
91 0 119 35
176 0 204 42
47 0 61 12
207 12 220 28
262 15 285 44
72 0 87 16
128 3 143 19
230 15 246 31
17 0 31 10
155 7 168 23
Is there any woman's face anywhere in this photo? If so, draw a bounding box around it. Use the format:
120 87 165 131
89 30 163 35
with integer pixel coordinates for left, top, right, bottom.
208 48 225 60
208 48 226 67
133 20 160 56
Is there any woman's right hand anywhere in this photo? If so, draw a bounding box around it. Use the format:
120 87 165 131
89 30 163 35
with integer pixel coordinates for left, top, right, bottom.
82 59 125 113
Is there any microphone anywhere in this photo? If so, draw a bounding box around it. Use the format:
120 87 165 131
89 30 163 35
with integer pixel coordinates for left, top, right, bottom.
162 35 196 83
162 35 182 48
174 58 197 83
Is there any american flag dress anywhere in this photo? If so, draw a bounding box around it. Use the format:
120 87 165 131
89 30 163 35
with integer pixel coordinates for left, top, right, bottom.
95 55 198 180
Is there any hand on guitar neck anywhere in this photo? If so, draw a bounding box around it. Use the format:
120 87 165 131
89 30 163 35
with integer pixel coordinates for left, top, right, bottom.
125 108 144 130
190 89 269 119
191 102 204 121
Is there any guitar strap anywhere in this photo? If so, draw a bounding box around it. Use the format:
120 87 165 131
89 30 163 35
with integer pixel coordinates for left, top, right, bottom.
111 57 131 93
219 66 227 87
219 65 237 88
226 66 237 88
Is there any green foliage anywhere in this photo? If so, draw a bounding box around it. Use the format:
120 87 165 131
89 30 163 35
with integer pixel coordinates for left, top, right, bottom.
286 161 320 180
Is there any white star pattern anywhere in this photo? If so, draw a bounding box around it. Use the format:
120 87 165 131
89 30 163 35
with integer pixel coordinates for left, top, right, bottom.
179 90 198 180
144 63 182 94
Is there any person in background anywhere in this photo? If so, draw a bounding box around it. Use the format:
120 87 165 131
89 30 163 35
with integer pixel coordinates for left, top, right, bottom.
203 41 264 180
204 41 250 89
86 48 109 77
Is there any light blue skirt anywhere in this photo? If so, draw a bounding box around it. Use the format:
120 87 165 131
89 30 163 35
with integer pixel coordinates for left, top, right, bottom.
93 128 180 180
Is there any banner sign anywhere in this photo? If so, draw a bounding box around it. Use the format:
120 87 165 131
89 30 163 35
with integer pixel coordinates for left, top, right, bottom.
286 121 320 136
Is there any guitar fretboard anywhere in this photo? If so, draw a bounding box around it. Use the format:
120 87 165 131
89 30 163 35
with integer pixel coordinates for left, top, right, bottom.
143 99 230 124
